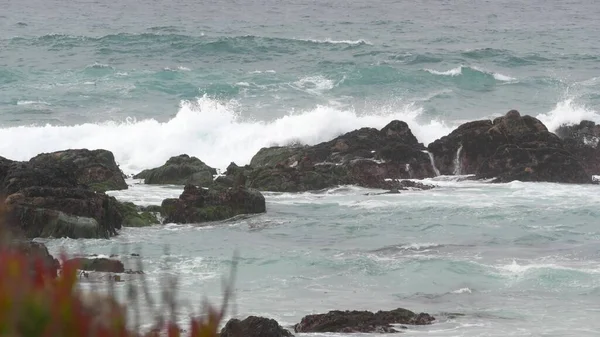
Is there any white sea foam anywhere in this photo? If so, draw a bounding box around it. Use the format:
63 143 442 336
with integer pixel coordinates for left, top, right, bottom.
535 98 600 132
425 66 463 76
16 100 51 106
301 38 372 46
293 75 336 95
451 287 473 294
0 96 452 174
424 65 516 82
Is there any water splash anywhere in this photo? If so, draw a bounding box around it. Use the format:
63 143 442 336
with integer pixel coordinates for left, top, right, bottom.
453 145 463 175
423 150 440 176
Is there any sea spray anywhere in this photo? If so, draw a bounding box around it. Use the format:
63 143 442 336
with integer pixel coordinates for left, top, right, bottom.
0 96 452 174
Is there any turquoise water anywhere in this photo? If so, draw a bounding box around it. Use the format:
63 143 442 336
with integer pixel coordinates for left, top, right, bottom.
3 0 600 335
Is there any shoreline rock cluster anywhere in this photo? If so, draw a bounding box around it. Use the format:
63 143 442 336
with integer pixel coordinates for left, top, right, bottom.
1 110 599 239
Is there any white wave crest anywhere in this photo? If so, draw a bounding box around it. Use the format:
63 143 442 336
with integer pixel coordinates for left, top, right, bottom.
535 98 600 132
424 65 516 82
17 100 51 106
0 96 452 174
302 38 372 46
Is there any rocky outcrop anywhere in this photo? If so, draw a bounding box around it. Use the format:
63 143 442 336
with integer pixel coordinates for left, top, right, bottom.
161 184 266 224
0 150 131 239
10 240 60 278
116 201 159 227
134 155 217 186
428 110 592 183
243 120 436 192
555 120 600 175
1 159 81 195
67 257 125 273
220 316 293 337
294 308 435 333
29 149 127 192
4 187 123 239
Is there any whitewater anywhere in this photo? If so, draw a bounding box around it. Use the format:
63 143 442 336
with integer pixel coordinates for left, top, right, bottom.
3 0 600 335
0 97 598 175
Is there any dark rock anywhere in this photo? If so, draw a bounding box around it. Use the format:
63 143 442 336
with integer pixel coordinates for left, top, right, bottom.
248 164 350 192
294 308 435 333
139 205 162 213
555 120 600 175
30 149 127 192
10 240 60 278
476 145 592 184
428 110 592 183
428 120 496 175
245 120 436 191
116 201 159 227
161 184 266 224
134 155 217 186
220 316 293 337
2 160 81 195
67 257 125 273
4 187 123 239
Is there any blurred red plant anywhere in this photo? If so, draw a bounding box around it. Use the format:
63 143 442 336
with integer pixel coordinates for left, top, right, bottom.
0 199 232 337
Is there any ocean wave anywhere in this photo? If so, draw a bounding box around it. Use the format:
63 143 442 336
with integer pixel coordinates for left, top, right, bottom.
298 38 372 46
535 98 600 132
423 65 516 82
12 33 371 51
16 100 51 106
0 96 451 174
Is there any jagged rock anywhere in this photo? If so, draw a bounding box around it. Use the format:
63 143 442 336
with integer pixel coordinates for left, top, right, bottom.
134 155 217 186
428 110 592 183
161 184 266 224
220 316 293 337
30 149 127 192
116 201 159 227
555 120 600 175
244 121 436 192
4 187 122 239
67 257 125 273
294 308 435 333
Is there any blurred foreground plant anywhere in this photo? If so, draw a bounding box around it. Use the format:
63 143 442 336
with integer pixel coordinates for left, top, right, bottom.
0 199 234 337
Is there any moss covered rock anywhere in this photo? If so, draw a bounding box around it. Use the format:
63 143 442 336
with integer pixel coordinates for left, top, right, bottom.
116 201 159 227
134 154 217 186
161 184 266 224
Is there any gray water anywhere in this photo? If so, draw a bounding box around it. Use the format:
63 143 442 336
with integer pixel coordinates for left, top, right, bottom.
3 0 600 335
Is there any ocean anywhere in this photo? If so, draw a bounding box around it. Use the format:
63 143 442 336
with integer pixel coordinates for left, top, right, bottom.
2 0 600 335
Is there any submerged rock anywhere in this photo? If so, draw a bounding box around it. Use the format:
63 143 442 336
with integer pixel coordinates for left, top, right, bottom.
4 187 123 239
161 184 266 224
220 316 293 337
116 201 160 227
134 154 217 186
67 257 125 273
29 149 127 192
294 308 435 333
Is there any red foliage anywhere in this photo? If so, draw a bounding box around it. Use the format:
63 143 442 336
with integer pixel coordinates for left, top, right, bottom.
0 248 223 337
